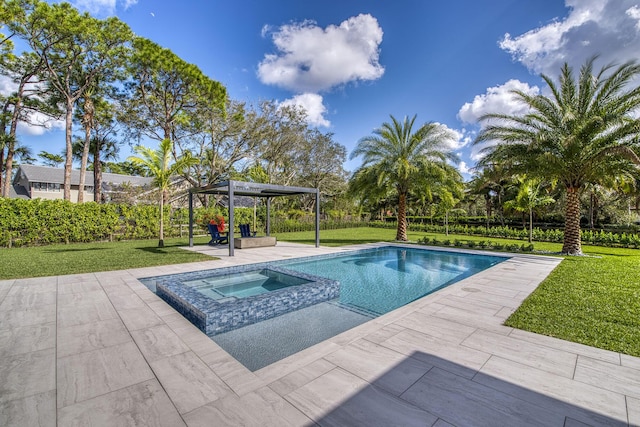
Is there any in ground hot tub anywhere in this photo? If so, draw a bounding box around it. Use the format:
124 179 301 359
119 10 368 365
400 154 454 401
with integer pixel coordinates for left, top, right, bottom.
142 264 338 335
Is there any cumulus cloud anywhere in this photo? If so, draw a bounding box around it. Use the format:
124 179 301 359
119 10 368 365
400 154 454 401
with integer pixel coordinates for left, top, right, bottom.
17 117 65 136
436 123 471 152
280 93 330 127
258 14 384 93
0 75 65 136
72 0 137 16
457 80 540 162
458 79 540 125
499 0 640 76
458 161 470 175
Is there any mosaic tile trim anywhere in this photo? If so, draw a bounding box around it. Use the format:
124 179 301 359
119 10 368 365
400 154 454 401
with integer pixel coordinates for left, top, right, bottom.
155 264 339 335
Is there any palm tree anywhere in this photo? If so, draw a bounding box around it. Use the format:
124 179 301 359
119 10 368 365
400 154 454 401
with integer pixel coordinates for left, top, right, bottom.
475 58 640 254
504 177 555 243
127 139 197 247
350 115 459 241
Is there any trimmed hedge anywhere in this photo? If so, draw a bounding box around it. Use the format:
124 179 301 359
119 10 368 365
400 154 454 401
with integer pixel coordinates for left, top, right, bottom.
270 219 370 233
0 199 254 248
369 221 640 248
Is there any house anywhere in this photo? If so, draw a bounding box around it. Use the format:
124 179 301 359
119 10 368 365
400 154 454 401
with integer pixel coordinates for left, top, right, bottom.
10 164 154 203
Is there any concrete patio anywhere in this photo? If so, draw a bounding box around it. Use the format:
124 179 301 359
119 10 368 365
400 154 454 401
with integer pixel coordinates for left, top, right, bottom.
1 242 638 426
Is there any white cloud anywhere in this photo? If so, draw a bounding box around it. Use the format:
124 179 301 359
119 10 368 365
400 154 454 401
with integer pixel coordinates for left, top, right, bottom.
458 79 540 125
435 123 470 152
458 161 470 175
627 5 640 30
280 93 330 127
458 80 539 162
72 0 137 16
499 0 640 76
0 75 65 136
258 14 384 93
17 116 65 136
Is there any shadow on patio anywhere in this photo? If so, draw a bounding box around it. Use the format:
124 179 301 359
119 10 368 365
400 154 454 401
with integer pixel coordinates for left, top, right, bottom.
294 351 626 426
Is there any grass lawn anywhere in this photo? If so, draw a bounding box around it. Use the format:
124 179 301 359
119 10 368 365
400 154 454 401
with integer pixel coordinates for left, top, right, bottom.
2 226 638 357
505 245 640 357
0 235 215 280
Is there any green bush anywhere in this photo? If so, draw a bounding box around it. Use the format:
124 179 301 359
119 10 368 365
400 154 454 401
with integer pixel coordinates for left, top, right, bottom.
369 220 640 249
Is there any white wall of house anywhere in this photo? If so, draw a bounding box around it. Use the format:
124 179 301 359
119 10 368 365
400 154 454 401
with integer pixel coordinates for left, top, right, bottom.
30 186 95 203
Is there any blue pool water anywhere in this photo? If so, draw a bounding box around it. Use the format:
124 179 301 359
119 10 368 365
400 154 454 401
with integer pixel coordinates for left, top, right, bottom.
182 269 311 300
280 247 505 316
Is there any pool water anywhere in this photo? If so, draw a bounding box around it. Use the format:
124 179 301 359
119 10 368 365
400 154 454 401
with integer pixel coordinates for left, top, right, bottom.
182 269 311 300
280 247 505 316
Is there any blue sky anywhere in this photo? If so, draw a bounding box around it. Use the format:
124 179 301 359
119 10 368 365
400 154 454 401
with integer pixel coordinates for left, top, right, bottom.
13 0 640 179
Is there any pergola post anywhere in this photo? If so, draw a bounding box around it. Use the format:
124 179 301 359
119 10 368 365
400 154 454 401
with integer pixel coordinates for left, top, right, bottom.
315 189 320 248
228 181 235 257
188 191 194 247
266 197 271 236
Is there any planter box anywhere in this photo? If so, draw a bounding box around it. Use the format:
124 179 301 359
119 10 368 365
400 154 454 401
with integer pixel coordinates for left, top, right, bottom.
234 236 277 249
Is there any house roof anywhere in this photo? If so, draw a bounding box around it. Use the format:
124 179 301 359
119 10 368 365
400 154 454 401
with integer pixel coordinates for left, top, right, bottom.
14 165 154 187
9 184 29 199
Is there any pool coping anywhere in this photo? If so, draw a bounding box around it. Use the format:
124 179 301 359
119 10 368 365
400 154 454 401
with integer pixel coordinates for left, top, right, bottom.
3 241 638 426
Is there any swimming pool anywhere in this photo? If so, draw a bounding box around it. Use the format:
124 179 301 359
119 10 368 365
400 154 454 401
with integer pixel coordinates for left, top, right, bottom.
281 246 504 316
141 245 507 370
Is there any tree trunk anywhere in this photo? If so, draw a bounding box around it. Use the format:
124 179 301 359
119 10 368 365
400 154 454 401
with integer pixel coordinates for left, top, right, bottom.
396 191 407 241
158 189 165 247
0 146 4 196
445 210 449 236
3 86 23 197
78 124 91 203
63 99 74 201
484 194 491 229
2 146 13 198
562 186 582 255
94 142 102 202
528 208 533 243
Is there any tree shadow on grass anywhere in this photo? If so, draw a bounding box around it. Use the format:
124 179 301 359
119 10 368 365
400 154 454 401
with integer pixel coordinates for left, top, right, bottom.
135 246 175 254
42 247 108 253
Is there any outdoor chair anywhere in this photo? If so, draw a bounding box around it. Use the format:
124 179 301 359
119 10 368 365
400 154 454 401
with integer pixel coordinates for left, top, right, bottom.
208 223 229 245
239 223 257 238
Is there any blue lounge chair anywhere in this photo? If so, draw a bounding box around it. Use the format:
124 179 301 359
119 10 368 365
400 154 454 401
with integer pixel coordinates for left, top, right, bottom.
208 224 229 245
239 224 256 238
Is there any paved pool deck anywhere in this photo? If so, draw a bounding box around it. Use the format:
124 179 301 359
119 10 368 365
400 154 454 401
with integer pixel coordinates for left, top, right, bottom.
1 242 638 426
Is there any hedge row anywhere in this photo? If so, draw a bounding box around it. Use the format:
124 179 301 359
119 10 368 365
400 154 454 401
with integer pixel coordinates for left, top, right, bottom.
270 219 370 233
0 198 363 248
370 221 640 248
0 199 265 248
417 236 535 252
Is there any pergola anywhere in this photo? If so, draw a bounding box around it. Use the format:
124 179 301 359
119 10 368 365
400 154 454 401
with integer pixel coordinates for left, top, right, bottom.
188 180 320 256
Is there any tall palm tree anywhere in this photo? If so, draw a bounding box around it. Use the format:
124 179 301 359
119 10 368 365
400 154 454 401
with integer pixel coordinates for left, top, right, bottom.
350 115 459 241
475 58 640 254
127 139 197 247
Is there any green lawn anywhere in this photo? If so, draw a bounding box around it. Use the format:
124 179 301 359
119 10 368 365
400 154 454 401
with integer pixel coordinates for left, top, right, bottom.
0 236 215 280
505 246 640 357
2 226 638 357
